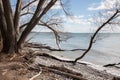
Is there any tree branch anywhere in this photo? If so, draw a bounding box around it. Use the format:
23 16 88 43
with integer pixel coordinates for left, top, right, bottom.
22 0 38 10
74 10 119 64
39 21 61 49
19 23 28 30
60 0 71 16
17 0 57 49
0 0 7 34
14 0 22 30
20 12 34 16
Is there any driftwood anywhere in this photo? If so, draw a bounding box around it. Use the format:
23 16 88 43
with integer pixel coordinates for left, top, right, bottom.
25 43 86 51
28 64 87 80
23 51 119 80
44 66 87 80
34 53 87 66
104 62 120 79
104 63 120 67
24 52 87 80
35 53 75 63
23 51 88 66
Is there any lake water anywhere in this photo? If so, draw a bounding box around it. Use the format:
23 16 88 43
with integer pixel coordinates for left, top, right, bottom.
27 32 120 65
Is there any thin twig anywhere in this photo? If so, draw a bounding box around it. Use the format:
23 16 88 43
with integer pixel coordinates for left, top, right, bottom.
29 68 42 80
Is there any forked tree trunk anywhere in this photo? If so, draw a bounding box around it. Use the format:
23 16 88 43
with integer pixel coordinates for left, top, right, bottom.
17 0 57 49
0 0 58 54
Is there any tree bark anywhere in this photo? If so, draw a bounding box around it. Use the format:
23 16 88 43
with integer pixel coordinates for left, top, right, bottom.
0 0 59 54
2 0 15 53
17 0 57 49
0 0 9 53
14 0 22 52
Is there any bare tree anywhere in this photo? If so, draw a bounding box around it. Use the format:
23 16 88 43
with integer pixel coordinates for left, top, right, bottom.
74 0 120 64
0 0 66 54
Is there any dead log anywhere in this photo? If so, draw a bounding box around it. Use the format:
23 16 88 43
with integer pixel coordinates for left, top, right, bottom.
28 64 87 80
25 52 87 80
49 65 83 76
23 52 87 66
104 63 120 67
46 66 87 80
35 53 76 63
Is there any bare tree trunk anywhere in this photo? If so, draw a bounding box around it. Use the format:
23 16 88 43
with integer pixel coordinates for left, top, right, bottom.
17 0 46 49
0 0 59 54
17 0 57 49
0 0 9 53
1 37 9 53
14 0 22 52
0 25 9 53
2 0 15 53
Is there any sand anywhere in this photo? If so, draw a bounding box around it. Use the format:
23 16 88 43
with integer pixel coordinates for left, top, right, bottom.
0 48 120 80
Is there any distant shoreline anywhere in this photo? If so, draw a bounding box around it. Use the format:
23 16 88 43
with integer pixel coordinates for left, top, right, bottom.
31 31 120 34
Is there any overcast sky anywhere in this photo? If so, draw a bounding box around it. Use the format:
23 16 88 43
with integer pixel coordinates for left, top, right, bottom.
22 0 120 33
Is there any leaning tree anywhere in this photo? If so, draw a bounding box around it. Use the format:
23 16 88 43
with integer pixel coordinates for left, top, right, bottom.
0 0 66 54
74 0 120 63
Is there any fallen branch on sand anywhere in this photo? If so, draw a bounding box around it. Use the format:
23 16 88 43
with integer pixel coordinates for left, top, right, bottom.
103 63 120 67
21 51 119 80
28 64 87 80
23 52 87 80
35 53 75 63
34 53 87 66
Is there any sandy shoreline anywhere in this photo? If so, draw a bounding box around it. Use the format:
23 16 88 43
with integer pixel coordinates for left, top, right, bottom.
29 47 120 76
45 49 120 65
41 50 120 77
0 48 120 80
31 51 120 80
